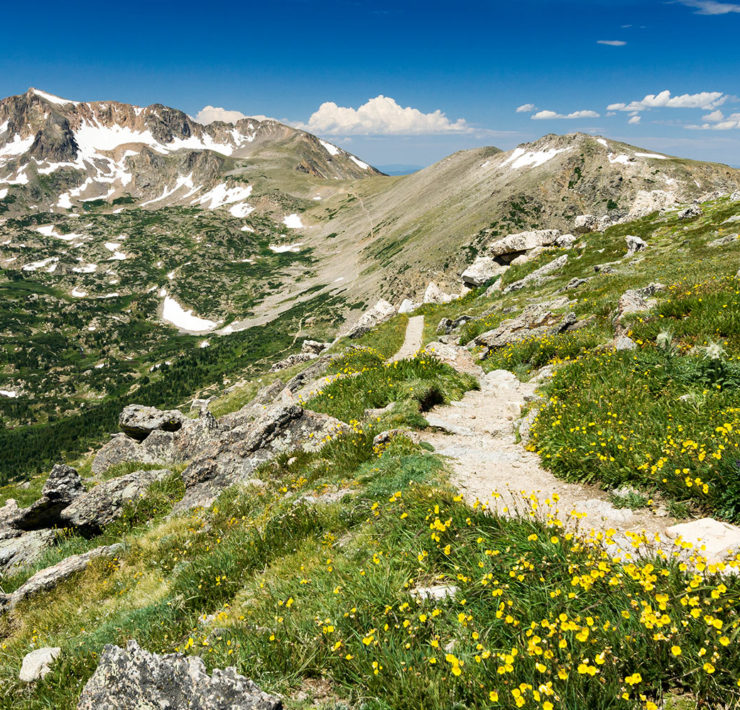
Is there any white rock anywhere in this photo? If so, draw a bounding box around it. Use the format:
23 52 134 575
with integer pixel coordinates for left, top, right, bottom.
629 189 678 218
665 518 740 564
489 230 560 257
423 282 454 305
574 215 597 234
614 335 637 351
461 256 507 286
398 298 419 314
409 584 458 601
555 234 577 249
19 647 60 682
348 299 396 337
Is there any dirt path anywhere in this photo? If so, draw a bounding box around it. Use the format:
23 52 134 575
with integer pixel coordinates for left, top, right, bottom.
420 367 678 550
390 315 424 361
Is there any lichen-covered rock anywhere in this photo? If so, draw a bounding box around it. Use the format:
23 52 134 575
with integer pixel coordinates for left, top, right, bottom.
503 255 568 294
0 528 57 575
614 335 637 351
77 640 282 709
60 469 172 532
678 204 702 220
625 235 647 255
119 404 185 441
2 544 122 614
9 464 84 531
347 299 396 338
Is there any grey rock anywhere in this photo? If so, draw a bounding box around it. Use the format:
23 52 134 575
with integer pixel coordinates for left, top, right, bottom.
347 299 395 338
409 584 457 601
19 647 60 682
474 303 576 353
60 469 172 532
625 235 647 256
301 339 329 356
365 402 396 419
708 234 738 247
678 205 702 220
488 229 560 258
76 640 281 710
2 544 123 614
573 215 597 234
461 256 507 286
594 263 617 274
516 408 539 445
119 405 185 441
269 352 316 372
617 289 649 317
503 254 568 293
8 464 84 531
555 233 577 249
436 317 453 335
0 528 57 575
614 335 637 351
561 277 590 291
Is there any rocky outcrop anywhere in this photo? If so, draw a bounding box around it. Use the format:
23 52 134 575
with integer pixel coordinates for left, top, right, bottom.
555 234 577 249
348 299 396 338
60 469 172 533
503 254 568 294
678 205 702 220
461 256 507 286
77 640 282 710
1 544 122 614
423 282 455 304
269 352 316 372
473 301 578 356
398 298 419 314
119 405 185 441
301 339 329 355
708 234 738 247
488 230 560 260
573 215 597 234
625 235 647 256
0 528 57 576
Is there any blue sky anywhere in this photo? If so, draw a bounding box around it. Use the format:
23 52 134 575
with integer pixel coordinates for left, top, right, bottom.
1 0 739 168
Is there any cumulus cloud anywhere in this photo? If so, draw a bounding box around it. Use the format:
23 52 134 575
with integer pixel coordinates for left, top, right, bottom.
628 115 641 125
597 40 627 46
687 110 740 130
297 95 471 135
531 109 600 120
676 0 740 14
516 103 536 113
195 106 249 124
608 90 727 112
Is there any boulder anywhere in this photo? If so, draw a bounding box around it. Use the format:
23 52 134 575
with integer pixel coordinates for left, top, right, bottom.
2 544 122 614
614 335 637 351
665 518 740 564
629 190 678 218
423 281 454 305
19 647 60 683
573 215 597 234
76 640 282 710
347 299 395 338
398 298 419 314
561 277 590 291
9 464 85 531
625 235 647 256
119 405 185 441
60 469 172 533
436 317 453 335
460 256 506 286
617 289 649 317
555 234 577 249
503 254 568 294
409 584 457 601
301 339 329 356
0 528 57 575
678 205 702 220
509 246 546 266
424 341 483 376
474 303 577 354
269 352 316 372
488 229 560 259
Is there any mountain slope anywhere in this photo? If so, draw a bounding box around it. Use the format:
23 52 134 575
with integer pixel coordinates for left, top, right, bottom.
306 132 740 299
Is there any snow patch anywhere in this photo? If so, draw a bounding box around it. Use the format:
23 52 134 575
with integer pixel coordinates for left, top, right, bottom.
71 287 87 297
319 139 339 156
161 294 219 332
350 155 370 170
0 389 19 398
72 263 97 273
269 242 303 253
283 213 304 229
608 153 632 165
229 202 254 218
635 152 668 160
23 256 58 272
502 146 570 170
35 225 82 241
194 183 253 210
240 225 255 232
0 188 8 200
596 138 608 148
31 88 78 105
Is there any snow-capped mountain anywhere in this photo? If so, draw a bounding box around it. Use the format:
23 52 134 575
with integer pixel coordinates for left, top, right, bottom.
0 88 379 213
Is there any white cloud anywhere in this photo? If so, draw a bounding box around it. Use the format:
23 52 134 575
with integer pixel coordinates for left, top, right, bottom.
597 40 627 46
531 109 600 120
195 106 249 124
628 115 641 125
298 95 471 135
608 90 727 112
516 103 536 113
676 0 740 14
688 112 740 130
